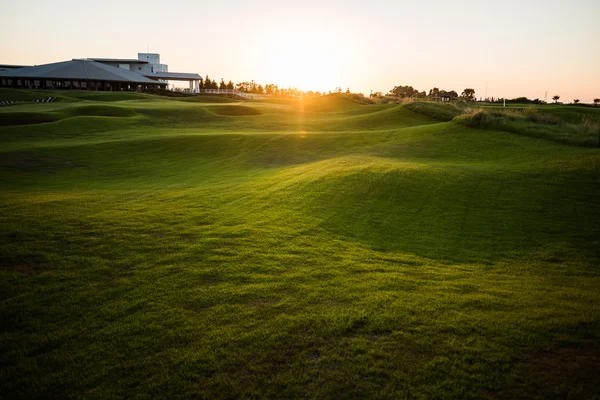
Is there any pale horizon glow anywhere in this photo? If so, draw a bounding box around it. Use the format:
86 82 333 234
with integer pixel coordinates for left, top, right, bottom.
1 0 599 102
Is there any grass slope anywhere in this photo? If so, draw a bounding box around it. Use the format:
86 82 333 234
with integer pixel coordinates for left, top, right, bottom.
1 91 599 399
406 101 600 147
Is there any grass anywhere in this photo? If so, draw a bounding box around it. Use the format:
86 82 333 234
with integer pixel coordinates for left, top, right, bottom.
404 101 600 147
1 91 599 399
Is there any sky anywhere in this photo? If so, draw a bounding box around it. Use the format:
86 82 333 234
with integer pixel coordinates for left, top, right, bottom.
1 0 599 102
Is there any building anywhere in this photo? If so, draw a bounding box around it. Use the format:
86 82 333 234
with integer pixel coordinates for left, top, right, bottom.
0 65 29 72
90 53 168 76
0 53 202 92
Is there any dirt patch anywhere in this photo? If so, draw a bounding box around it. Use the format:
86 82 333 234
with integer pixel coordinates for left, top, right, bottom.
490 344 600 399
247 298 280 309
0 264 39 274
151 232 167 239
0 256 40 274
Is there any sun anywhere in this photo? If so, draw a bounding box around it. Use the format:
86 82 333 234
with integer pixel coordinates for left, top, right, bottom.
260 31 343 93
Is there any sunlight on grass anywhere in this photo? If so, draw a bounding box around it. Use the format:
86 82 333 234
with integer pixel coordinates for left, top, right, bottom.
1 91 599 399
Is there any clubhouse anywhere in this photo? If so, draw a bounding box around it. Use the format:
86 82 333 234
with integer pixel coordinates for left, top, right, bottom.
0 53 202 92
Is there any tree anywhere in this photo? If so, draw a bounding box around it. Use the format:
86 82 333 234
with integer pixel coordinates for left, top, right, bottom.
441 90 458 98
552 95 560 103
461 88 475 101
428 87 440 98
265 84 278 95
219 79 226 90
573 99 580 104
594 98 600 106
389 85 420 98
236 81 252 92
226 80 234 90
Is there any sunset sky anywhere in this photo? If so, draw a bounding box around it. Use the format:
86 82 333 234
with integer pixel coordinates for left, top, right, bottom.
2 0 599 102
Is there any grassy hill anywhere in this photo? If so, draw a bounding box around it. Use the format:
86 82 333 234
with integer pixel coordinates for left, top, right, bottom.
1 91 599 399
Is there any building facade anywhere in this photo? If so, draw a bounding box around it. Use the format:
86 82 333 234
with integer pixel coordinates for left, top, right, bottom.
0 52 201 92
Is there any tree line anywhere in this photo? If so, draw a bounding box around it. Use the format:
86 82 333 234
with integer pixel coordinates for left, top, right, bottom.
197 76 322 97
194 78 600 105
384 85 466 100
386 85 600 106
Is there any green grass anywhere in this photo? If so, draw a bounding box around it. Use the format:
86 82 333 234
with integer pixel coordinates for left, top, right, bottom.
1 91 599 399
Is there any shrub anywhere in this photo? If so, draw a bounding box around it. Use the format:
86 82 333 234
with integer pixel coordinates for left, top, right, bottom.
528 113 560 125
523 106 537 116
343 92 376 105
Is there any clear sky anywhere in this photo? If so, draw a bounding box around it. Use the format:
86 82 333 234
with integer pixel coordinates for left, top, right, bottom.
2 0 599 102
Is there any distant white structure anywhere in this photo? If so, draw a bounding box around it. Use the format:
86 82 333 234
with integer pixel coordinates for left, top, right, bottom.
91 53 168 76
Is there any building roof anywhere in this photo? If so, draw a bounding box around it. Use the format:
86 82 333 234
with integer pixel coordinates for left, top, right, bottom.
0 59 159 84
90 58 149 64
0 64 29 69
144 72 203 81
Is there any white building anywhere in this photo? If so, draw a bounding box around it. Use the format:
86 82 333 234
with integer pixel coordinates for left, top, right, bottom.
91 53 201 92
91 53 168 76
0 52 202 93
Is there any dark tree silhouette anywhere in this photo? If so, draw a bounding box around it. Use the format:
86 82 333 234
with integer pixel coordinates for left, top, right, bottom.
428 87 440 97
552 95 560 103
594 98 600 106
461 88 475 101
441 90 458 98
389 85 420 98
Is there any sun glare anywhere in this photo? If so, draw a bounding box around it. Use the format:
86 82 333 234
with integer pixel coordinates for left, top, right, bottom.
260 32 343 93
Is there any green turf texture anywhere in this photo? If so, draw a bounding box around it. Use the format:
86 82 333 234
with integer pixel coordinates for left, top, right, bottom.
1 91 599 399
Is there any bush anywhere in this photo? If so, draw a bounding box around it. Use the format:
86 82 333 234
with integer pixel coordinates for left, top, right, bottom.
456 107 599 147
523 106 537 116
528 113 560 125
405 101 463 121
345 92 376 104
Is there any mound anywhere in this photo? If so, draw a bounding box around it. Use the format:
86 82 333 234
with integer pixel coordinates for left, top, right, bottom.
404 102 463 121
273 155 597 263
63 105 138 118
178 96 239 104
318 104 437 131
63 92 155 102
0 88 68 102
0 105 137 127
0 112 61 126
300 94 366 113
208 105 262 116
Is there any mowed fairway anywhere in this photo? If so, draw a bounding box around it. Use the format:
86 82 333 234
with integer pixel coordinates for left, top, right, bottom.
1 91 599 399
